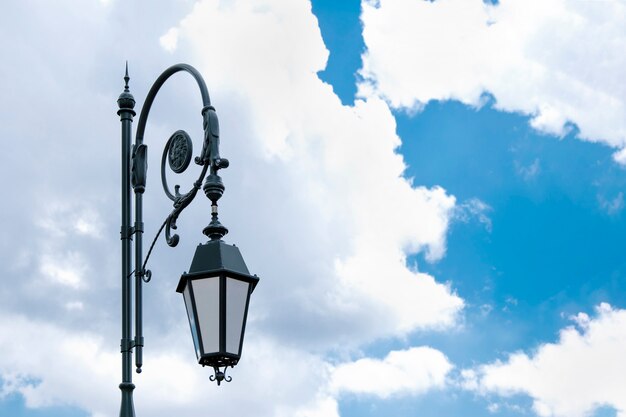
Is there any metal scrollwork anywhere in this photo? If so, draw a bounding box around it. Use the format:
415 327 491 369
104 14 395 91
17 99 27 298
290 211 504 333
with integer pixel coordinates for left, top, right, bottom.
209 366 233 386
161 130 210 247
168 130 193 173
132 64 229 270
142 269 152 283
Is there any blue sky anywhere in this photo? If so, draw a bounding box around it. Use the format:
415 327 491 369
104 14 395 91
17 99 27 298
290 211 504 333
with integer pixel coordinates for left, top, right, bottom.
1 1 626 417
314 1 626 415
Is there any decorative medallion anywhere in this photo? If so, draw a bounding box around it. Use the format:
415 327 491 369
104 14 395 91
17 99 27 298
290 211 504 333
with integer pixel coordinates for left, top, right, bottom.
168 130 193 173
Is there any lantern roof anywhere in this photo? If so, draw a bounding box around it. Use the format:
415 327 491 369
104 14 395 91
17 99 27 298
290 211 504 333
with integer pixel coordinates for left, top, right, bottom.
176 240 257 293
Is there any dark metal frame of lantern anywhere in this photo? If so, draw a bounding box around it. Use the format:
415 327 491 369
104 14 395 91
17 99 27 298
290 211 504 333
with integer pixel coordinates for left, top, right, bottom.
177 241 259 384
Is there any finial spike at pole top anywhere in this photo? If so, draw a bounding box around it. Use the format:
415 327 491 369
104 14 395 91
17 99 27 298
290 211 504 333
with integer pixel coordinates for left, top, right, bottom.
124 61 130 92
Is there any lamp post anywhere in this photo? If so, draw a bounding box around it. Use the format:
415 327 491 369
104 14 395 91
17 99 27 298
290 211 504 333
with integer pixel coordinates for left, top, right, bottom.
117 63 259 417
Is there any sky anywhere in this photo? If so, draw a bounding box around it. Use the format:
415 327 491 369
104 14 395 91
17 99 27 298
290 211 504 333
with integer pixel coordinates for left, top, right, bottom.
1 0 626 416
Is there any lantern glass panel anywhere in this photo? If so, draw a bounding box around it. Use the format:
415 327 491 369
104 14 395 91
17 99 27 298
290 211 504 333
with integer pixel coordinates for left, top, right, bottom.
226 277 249 354
183 285 200 358
193 277 220 354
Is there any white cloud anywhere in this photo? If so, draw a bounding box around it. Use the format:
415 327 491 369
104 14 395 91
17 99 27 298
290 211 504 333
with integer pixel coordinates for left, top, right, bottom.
469 303 626 417
598 192 624 216
454 198 492 232
0 313 118 414
359 0 626 160
0 312 335 417
487 402 499 413
612 148 626 165
64 301 84 311
293 346 453 416
330 347 453 398
515 158 541 181
36 202 104 239
73 208 104 238
171 0 463 345
39 251 86 289
0 0 465 416
159 27 179 53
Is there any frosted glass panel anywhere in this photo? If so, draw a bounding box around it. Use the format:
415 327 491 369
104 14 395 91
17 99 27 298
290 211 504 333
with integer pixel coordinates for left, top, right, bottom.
226 278 249 355
183 285 201 359
192 278 220 354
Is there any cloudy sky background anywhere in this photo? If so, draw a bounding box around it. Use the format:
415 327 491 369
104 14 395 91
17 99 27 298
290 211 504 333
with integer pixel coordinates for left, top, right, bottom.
1 0 626 416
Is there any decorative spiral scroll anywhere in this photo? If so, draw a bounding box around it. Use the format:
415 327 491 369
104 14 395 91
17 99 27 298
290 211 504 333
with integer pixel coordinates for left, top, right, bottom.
209 366 233 386
160 130 210 247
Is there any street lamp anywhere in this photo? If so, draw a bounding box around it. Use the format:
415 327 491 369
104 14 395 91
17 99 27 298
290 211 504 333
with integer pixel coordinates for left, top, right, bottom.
117 63 259 417
177 241 259 384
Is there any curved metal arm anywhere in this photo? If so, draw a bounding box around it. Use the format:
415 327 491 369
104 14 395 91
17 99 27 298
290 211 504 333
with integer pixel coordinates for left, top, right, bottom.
135 63 211 145
131 63 226 246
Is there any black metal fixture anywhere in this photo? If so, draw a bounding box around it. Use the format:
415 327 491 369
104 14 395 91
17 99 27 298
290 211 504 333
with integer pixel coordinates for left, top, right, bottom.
117 63 259 417
177 241 259 385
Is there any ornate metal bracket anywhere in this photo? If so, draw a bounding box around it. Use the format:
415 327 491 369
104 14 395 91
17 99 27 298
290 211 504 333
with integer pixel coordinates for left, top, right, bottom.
132 64 230 250
209 366 233 386
131 109 231 252
160 130 210 247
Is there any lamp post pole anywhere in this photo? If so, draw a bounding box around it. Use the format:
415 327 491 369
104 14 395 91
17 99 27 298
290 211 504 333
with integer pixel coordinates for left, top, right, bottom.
117 65 136 417
115 63 253 417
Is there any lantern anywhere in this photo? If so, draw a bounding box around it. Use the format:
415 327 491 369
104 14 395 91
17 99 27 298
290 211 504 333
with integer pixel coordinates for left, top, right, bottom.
177 240 259 384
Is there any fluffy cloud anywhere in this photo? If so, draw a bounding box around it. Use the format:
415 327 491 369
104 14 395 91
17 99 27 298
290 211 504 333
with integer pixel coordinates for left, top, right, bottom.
291 346 453 417
0 312 334 417
171 0 463 346
0 0 463 416
39 251 87 289
0 313 118 415
330 347 453 398
468 303 626 417
359 0 626 160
